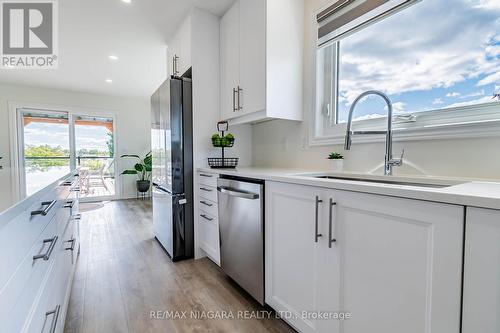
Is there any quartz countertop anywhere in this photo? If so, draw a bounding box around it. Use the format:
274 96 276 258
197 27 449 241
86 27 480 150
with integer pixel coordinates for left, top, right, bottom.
197 167 500 210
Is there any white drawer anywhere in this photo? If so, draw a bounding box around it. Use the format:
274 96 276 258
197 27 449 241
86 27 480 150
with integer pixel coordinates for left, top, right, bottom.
18 217 76 333
198 184 218 202
198 210 220 266
0 211 62 332
22 250 68 333
199 197 218 217
198 172 218 187
0 195 67 290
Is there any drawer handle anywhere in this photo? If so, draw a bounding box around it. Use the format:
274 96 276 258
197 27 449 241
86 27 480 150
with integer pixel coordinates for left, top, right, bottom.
63 200 75 209
315 196 323 243
65 237 76 251
328 199 337 248
200 214 213 222
33 236 58 261
70 187 80 192
71 214 82 221
200 200 213 207
200 187 213 192
60 181 72 187
31 200 57 216
199 173 213 178
45 305 61 333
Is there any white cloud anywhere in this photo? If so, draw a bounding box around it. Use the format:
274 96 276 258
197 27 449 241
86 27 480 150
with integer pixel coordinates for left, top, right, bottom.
432 98 444 105
446 92 461 98
392 102 406 113
461 90 485 98
336 0 500 107
468 0 500 10
477 71 500 86
445 96 496 108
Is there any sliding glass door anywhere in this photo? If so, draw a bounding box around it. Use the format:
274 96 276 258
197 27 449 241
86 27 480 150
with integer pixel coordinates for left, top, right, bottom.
18 109 117 201
21 111 71 196
74 115 115 199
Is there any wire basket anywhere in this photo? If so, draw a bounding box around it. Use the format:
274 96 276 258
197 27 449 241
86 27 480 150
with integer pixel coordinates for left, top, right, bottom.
207 157 239 169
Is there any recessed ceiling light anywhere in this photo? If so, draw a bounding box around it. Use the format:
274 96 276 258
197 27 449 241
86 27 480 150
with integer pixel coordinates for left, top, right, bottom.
105 79 113 83
108 55 119 61
121 0 131 3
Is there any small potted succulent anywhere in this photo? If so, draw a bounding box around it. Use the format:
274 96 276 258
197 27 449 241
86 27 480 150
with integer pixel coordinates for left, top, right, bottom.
327 152 344 171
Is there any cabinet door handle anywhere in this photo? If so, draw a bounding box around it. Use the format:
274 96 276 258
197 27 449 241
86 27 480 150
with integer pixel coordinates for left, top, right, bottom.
33 236 58 261
200 214 213 221
237 86 243 110
329 199 337 247
199 173 213 178
174 55 180 75
45 305 61 333
233 88 237 112
31 200 56 216
315 196 323 242
200 200 213 207
63 200 75 209
65 237 76 251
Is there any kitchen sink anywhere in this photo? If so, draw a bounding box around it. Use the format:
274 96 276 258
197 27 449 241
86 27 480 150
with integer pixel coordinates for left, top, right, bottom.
303 175 459 188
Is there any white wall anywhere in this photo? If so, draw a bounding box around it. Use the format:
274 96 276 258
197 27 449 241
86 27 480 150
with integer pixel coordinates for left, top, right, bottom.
251 0 500 180
0 82 151 211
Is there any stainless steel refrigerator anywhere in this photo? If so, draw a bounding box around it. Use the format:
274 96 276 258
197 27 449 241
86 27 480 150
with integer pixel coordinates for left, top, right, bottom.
151 76 193 261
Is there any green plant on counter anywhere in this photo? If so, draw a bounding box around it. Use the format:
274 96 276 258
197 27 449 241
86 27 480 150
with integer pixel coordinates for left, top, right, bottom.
327 152 344 160
212 133 235 147
120 152 152 181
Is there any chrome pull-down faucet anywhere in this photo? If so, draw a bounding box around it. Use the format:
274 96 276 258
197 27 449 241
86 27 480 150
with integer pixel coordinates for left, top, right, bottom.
344 90 404 176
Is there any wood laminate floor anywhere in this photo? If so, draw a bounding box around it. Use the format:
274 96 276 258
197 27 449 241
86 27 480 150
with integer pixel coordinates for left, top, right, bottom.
64 199 294 333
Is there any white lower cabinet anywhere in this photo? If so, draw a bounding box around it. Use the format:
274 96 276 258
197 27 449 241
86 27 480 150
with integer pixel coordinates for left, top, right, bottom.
0 176 80 333
197 171 221 265
265 181 464 333
462 207 500 333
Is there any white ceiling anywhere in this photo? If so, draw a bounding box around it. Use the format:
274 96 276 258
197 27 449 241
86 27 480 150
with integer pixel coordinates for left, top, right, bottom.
0 0 234 98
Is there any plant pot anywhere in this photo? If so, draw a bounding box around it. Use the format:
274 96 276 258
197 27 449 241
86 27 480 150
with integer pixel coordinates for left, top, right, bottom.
137 180 151 193
329 159 344 171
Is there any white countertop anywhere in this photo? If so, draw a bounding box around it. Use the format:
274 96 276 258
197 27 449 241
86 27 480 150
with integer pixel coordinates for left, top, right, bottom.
198 167 500 210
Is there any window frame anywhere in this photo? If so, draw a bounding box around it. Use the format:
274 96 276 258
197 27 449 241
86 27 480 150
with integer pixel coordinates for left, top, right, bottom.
310 0 500 147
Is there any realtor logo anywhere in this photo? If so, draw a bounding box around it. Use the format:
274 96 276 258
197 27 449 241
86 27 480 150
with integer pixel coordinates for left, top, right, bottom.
1 0 58 68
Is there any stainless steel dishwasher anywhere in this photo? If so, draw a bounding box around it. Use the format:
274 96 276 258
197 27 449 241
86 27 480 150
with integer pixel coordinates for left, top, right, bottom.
217 176 264 305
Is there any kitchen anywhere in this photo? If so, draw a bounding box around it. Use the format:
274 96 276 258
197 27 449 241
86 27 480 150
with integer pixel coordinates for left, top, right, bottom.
0 0 499 332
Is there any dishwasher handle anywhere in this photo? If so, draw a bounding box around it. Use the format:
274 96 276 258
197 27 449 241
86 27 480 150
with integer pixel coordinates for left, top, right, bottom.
217 186 260 200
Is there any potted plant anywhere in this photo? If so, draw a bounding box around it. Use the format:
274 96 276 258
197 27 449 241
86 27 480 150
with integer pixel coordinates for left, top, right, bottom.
327 152 344 171
121 152 152 193
211 133 235 147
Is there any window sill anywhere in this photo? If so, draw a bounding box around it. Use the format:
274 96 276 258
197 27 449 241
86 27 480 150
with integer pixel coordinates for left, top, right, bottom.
310 118 500 147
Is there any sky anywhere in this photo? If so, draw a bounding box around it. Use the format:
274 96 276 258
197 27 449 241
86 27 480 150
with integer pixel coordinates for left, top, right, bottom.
334 0 500 122
24 122 111 153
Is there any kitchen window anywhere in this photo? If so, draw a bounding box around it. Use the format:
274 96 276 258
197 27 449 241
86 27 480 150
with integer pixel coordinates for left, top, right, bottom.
313 0 500 145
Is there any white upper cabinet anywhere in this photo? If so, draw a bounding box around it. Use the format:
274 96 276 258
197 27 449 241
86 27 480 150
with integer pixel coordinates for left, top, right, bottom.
220 2 240 121
266 181 464 333
167 16 192 77
463 207 500 333
238 0 266 117
219 0 304 124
